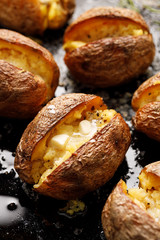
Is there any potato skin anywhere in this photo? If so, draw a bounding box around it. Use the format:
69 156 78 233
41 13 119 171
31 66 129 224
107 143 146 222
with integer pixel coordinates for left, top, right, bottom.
64 35 155 87
0 29 59 118
102 179 160 240
132 102 160 142
0 60 47 119
15 93 131 200
0 0 75 35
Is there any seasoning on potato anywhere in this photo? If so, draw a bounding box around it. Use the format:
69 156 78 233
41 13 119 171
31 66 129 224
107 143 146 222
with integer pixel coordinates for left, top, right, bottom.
63 7 155 88
15 93 131 200
0 29 59 119
132 72 160 141
0 0 75 35
102 161 160 240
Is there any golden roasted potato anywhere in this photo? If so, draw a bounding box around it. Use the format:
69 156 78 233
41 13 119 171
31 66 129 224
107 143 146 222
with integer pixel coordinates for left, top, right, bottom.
15 93 131 200
0 0 75 35
102 161 160 240
132 72 160 141
0 29 59 119
63 7 155 88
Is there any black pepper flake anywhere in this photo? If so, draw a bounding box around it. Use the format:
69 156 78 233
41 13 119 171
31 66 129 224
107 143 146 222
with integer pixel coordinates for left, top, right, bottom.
7 202 17 211
91 106 95 111
97 113 99 117
1 156 5 161
148 92 151 95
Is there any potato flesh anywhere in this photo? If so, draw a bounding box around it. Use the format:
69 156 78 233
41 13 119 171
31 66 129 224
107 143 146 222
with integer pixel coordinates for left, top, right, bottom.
40 0 68 29
134 83 160 110
32 108 116 187
63 19 148 52
0 42 53 101
128 171 160 223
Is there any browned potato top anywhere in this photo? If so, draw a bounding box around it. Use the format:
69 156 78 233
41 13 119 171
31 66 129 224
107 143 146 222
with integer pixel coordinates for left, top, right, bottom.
0 0 75 35
15 93 131 199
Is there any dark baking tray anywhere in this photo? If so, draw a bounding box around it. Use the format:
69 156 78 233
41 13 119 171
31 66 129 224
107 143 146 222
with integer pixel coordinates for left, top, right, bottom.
0 0 160 239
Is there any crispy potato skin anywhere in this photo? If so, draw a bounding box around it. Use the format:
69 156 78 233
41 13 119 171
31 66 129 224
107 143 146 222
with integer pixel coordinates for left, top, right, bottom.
63 7 155 87
0 0 44 35
0 29 59 118
15 93 131 200
102 179 160 240
132 102 160 142
132 72 160 111
64 35 155 87
0 0 75 35
0 60 47 118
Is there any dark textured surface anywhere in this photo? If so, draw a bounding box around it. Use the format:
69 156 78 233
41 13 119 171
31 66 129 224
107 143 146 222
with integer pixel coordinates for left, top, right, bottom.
0 0 160 239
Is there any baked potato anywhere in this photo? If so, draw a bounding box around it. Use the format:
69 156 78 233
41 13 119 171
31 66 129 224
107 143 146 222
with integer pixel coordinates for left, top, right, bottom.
15 93 131 200
102 161 160 240
63 7 155 88
132 72 160 141
0 0 75 35
0 29 59 119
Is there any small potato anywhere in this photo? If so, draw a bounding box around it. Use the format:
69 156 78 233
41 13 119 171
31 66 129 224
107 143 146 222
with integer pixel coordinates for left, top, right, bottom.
63 7 155 88
15 93 131 200
132 72 160 141
0 29 59 119
0 0 75 35
102 161 160 240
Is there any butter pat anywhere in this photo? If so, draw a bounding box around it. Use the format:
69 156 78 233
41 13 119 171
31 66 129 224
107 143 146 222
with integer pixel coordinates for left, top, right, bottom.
49 134 69 149
79 120 91 135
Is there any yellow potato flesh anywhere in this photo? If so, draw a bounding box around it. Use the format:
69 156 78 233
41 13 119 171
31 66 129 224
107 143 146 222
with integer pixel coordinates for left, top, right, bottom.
40 0 68 29
128 171 160 223
0 41 53 101
63 19 149 52
133 83 160 110
31 107 116 187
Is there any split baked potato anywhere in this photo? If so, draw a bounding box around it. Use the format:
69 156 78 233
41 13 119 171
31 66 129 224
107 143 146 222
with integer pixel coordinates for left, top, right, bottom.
0 29 59 119
15 93 131 200
102 161 160 240
132 72 160 141
63 7 155 87
0 0 75 35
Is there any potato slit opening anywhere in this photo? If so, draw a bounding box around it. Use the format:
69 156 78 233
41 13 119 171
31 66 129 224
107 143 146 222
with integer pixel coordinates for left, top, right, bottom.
63 19 149 52
31 104 117 188
40 0 68 29
133 84 160 110
127 171 160 223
